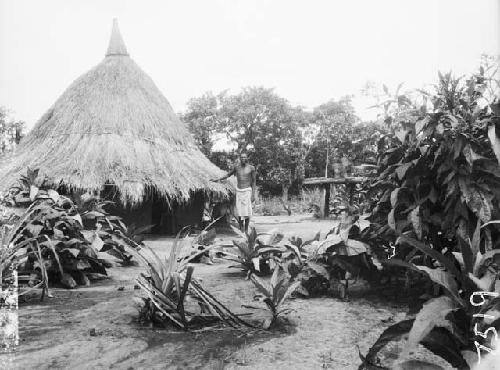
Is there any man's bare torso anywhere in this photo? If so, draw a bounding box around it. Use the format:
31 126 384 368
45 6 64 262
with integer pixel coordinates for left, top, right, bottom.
235 164 254 189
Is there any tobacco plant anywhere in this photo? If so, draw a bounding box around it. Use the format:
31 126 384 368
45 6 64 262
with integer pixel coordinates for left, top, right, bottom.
280 232 333 297
0 169 148 289
9 192 107 288
77 194 153 266
0 203 52 300
249 265 301 329
368 66 500 258
224 226 284 276
307 215 379 298
359 234 500 369
360 61 500 369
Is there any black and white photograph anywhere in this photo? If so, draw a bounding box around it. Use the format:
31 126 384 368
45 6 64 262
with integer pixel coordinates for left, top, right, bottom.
0 1 499 369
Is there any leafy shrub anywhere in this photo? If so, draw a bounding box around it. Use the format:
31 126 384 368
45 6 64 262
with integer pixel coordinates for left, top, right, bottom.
224 226 284 276
7 191 107 289
368 68 500 259
280 232 332 296
0 168 151 290
249 265 301 329
0 205 50 299
299 215 379 298
275 215 381 299
360 62 500 368
78 198 153 266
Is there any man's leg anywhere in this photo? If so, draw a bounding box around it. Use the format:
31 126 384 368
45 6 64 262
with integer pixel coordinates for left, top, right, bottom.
238 217 244 232
244 217 250 234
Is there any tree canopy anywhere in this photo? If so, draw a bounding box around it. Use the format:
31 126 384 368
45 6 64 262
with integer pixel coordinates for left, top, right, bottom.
182 87 387 197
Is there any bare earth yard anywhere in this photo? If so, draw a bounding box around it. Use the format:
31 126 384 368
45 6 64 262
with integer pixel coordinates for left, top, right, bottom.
13 216 450 370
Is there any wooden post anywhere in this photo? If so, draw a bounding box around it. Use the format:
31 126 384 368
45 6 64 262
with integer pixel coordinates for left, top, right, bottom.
323 183 331 218
347 183 355 207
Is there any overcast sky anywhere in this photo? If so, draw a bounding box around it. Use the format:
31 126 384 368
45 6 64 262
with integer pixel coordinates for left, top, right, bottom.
0 0 498 129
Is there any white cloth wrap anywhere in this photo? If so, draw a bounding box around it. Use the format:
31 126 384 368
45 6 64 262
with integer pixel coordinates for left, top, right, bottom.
234 187 253 217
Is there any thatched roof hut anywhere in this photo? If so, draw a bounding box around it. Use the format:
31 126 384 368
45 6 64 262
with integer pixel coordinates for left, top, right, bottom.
0 20 230 211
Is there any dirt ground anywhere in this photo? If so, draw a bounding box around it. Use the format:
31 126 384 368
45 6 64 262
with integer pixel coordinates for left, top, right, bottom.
12 215 451 370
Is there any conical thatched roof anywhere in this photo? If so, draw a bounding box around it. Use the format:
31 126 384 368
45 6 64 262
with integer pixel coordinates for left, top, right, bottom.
0 19 230 205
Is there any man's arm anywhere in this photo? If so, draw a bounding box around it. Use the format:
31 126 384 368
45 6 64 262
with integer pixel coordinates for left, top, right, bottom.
251 166 257 202
211 167 235 182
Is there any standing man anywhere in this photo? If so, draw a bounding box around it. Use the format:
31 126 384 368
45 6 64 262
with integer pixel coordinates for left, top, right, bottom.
211 153 256 233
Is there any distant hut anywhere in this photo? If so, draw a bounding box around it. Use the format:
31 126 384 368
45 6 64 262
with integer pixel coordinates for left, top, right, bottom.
0 19 231 233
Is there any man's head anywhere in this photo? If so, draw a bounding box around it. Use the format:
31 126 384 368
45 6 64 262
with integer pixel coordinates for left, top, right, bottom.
239 153 248 165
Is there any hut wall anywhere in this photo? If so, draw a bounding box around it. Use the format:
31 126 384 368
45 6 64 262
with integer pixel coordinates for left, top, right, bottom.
109 200 154 230
102 189 227 235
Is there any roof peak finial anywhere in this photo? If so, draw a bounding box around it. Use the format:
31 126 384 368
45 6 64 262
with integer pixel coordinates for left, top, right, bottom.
106 18 129 57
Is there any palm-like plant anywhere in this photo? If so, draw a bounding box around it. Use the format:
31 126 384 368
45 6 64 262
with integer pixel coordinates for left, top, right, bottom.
134 232 253 330
135 236 193 328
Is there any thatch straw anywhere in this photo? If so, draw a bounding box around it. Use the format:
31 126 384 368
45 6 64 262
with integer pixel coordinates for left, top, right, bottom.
0 19 230 206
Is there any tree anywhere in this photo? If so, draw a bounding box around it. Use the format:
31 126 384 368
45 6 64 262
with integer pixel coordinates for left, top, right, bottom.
182 87 307 198
305 97 384 178
181 92 221 156
0 107 24 155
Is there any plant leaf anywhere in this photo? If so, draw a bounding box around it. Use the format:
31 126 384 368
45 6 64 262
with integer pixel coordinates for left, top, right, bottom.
481 220 500 228
471 218 481 263
397 235 462 281
396 163 412 180
249 273 271 298
468 270 498 291
362 319 413 365
47 189 60 202
415 117 430 135
270 265 281 288
474 249 500 277
68 213 83 226
345 239 369 255
276 279 301 308
388 209 396 231
416 266 462 305
258 228 284 246
409 206 422 240
402 296 458 357
91 233 105 252
306 261 330 280
390 188 400 208
488 123 500 165
420 327 469 369
316 234 343 254
29 185 39 201
395 360 445 370
457 237 474 274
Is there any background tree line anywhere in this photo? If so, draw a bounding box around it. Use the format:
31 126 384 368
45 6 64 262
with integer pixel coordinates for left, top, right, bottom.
181 87 386 199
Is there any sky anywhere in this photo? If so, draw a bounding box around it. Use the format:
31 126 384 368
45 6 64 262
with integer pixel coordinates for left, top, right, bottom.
0 0 498 130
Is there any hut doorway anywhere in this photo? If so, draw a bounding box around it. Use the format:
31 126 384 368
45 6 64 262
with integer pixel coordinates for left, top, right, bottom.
150 191 205 234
